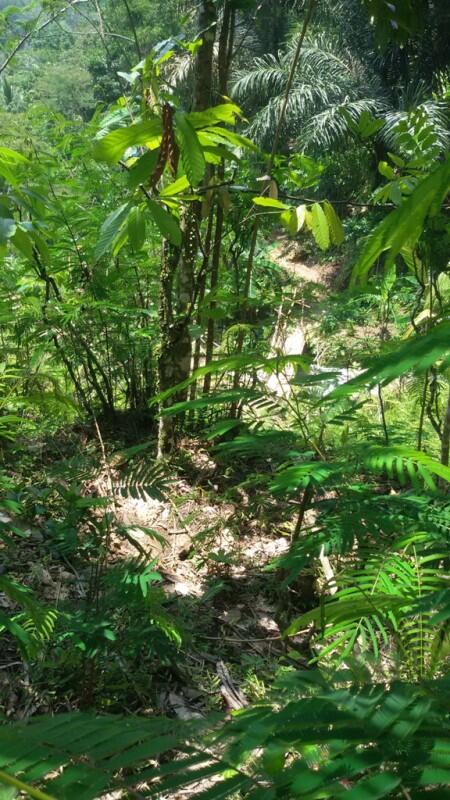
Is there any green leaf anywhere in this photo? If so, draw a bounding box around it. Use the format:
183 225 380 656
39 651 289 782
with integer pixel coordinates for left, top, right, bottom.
205 419 242 439
310 203 330 250
146 200 182 246
323 201 344 245
357 110 384 139
0 147 28 186
93 119 162 164
252 197 290 210
127 206 146 251
186 103 241 129
351 156 450 286
160 176 190 196
10 226 33 259
280 209 298 236
127 150 159 189
175 113 205 186
95 203 131 261
201 126 257 151
263 744 286 776
378 160 396 180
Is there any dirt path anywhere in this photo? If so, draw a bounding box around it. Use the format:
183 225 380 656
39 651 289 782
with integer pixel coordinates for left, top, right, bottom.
269 239 327 286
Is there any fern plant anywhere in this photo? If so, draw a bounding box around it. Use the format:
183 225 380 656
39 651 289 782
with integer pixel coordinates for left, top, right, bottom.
286 532 450 679
0 575 56 659
0 669 449 799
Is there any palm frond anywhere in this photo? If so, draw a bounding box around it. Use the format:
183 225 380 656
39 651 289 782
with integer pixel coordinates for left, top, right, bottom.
232 30 386 150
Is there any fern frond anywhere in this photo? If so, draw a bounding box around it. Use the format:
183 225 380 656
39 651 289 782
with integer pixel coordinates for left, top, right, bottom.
287 536 449 677
328 321 450 398
114 455 170 502
1 673 449 799
0 576 57 657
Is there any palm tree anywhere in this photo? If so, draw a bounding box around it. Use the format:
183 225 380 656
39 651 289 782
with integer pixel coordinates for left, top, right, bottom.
232 29 387 152
231 1 449 158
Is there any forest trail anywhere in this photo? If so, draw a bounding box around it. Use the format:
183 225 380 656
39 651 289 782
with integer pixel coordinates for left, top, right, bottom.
269 237 329 286
264 237 335 392
104 236 324 569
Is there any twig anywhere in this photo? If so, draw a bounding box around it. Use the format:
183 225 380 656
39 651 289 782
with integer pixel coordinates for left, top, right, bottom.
197 633 283 643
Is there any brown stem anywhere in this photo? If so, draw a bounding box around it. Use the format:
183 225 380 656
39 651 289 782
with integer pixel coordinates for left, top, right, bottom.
230 220 259 413
417 371 429 451
377 384 389 445
292 484 314 543
203 203 224 394
441 384 450 468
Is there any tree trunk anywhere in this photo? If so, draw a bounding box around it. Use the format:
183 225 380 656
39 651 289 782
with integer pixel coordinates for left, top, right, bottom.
193 0 217 111
441 384 450 468
203 203 224 395
157 0 217 455
202 1 234 393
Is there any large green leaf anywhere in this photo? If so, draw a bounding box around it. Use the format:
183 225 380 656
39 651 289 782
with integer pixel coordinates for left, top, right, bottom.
93 119 162 164
310 202 330 250
323 201 344 245
175 113 205 187
351 156 450 286
0 147 28 186
186 103 241 129
252 196 290 210
146 200 182 246
10 225 33 259
127 149 159 189
95 203 132 261
127 205 146 251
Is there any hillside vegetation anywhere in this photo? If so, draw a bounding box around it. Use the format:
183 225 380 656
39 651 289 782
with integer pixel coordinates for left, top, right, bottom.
0 1 450 798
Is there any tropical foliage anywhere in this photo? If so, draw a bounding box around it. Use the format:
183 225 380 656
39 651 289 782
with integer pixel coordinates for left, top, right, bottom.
0 0 449 798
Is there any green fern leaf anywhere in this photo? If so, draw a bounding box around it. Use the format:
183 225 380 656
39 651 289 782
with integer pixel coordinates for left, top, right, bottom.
328 323 450 398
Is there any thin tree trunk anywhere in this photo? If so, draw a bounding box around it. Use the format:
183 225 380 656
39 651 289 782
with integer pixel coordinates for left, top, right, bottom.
378 384 389 445
120 0 142 60
193 0 217 111
157 0 217 455
417 371 428 450
158 242 181 455
203 204 224 395
189 207 215 413
230 220 258 413
201 2 234 393
441 384 450 468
